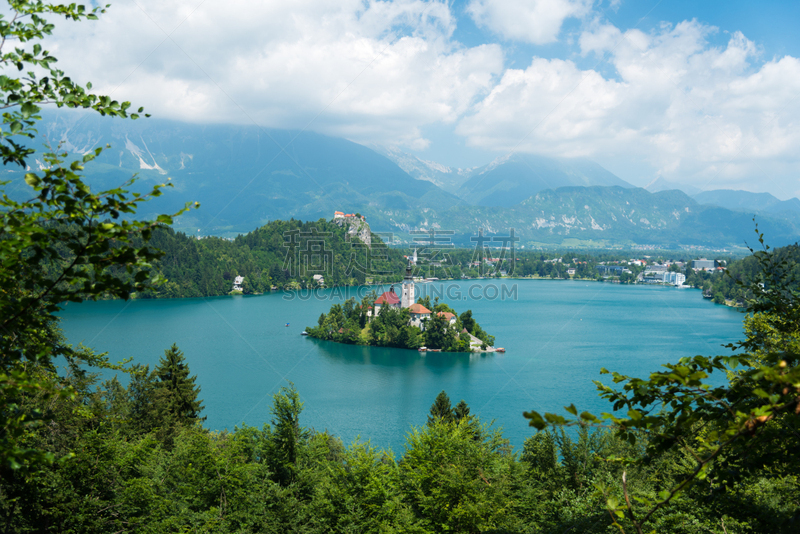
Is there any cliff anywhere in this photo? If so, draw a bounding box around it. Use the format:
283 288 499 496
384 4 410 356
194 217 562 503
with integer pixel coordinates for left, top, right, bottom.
334 217 372 247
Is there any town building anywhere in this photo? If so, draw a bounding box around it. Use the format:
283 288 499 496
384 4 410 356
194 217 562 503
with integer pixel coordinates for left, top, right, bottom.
692 259 717 270
597 265 625 276
232 275 244 291
642 271 686 286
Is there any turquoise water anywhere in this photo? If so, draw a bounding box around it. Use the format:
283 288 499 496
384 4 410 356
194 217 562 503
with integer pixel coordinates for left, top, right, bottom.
59 280 744 453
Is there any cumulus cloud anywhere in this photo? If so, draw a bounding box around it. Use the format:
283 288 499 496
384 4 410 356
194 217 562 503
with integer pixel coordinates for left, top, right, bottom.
457 19 800 196
36 1 800 197
45 0 503 150
467 0 593 44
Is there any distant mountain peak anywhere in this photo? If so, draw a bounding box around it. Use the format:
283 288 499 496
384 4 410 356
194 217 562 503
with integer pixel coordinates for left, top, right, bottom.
645 177 701 196
693 189 800 216
372 145 470 193
456 153 634 208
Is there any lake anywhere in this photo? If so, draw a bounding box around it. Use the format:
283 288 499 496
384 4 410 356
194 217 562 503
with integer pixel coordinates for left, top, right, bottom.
59 279 744 453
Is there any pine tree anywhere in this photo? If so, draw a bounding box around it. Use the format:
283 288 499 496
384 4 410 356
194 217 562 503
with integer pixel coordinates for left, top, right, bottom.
154 344 205 424
428 390 454 425
267 384 308 486
454 399 470 423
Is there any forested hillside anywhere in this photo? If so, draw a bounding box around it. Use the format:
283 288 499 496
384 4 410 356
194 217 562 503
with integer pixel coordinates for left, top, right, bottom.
696 243 800 304
142 219 408 298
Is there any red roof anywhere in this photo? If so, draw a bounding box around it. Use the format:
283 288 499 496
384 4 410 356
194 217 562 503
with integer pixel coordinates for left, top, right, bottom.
408 303 431 314
437 311 456 320
375 291 400 305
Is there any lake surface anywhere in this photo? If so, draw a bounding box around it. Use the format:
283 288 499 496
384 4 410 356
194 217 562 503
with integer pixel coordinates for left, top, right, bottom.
59 280 744 453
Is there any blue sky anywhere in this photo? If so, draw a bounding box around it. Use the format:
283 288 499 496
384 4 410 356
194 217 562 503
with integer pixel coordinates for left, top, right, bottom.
45 1 800 198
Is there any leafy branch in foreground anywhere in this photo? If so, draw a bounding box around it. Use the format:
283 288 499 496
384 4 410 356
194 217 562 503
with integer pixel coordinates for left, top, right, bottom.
0 0 194 471
1 0 148 167
524 225 800 534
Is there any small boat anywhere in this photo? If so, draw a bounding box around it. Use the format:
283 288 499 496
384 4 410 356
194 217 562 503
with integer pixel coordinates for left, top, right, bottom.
285 323 290 327
301 331 309 336
495 347 506 353
418 347 428 352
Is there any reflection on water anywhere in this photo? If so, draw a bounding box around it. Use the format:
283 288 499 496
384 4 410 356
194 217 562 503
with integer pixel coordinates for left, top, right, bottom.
310 336 493 371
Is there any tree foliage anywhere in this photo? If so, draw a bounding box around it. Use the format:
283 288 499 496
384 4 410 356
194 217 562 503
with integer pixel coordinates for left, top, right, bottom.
0 0 194 471
524 227 800 533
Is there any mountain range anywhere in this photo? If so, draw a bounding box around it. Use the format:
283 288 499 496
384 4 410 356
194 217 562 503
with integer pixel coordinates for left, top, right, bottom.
5 111 799 248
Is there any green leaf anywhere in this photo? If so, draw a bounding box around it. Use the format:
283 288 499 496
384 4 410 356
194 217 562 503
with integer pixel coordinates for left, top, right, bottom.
24 173 40 187
523 410 546 430
9 121 22 134
565 403 577 416
20 102 38 119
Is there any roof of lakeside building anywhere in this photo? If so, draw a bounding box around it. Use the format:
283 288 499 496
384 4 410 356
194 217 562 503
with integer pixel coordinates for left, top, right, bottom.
408 303 431 314
436 311 456 320
375 291 401 305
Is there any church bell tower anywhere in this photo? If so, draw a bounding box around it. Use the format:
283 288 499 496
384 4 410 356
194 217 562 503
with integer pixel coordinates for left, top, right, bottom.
401 259 415 308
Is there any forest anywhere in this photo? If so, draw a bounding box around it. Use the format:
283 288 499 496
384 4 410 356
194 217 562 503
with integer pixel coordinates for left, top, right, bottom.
692 244 800 305
138 220 408 298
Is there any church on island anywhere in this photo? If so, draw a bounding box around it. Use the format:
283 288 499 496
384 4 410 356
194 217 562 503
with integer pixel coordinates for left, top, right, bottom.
307 257 499 352
368 260 458 332
370 260 423 315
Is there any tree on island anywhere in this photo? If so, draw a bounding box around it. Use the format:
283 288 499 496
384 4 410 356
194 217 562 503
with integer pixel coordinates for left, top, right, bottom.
424 311 459 351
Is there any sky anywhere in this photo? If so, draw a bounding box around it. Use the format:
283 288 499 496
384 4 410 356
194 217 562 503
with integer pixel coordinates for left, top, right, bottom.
42 0 800 199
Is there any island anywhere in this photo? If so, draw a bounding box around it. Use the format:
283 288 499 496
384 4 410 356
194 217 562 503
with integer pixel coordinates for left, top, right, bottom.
305 261 498 352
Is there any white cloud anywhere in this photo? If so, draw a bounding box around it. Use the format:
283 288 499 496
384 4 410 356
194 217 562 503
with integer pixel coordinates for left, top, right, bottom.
467 0 593 44
35 1 800 198
44 0 503 150
457 19 800 197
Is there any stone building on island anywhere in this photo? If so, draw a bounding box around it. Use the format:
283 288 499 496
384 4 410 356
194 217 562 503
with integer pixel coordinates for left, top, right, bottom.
369 259 433 329
373 288 400 315
407 303 432 329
